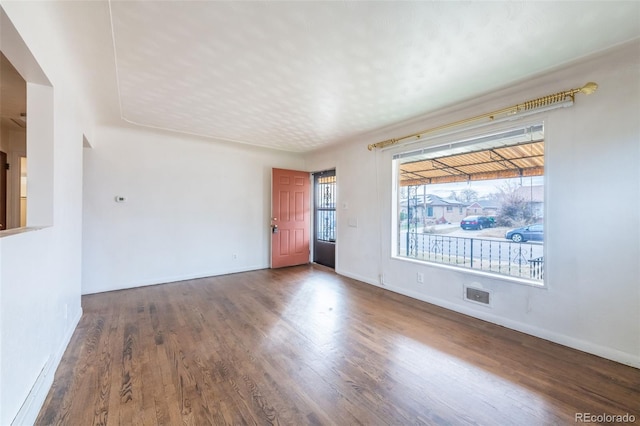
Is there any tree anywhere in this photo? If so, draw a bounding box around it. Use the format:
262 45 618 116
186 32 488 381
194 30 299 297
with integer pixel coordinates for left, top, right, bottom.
494 182 533 227
458 188 478 203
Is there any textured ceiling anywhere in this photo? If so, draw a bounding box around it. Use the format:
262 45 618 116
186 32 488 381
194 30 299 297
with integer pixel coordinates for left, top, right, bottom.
60 2 640 152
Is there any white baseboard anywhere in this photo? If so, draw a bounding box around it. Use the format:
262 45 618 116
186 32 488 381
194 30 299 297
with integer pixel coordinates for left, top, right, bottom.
11 308 83 426
83 264 268 295
337 269 381 287
336 269 640 369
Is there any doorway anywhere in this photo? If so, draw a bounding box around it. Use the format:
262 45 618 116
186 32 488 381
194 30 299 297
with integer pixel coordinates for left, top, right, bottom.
19 156 27 226
0 151 6 230
313 170 336 268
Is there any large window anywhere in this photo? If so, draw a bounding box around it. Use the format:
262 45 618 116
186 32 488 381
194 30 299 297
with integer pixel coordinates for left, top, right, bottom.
394 124 545 284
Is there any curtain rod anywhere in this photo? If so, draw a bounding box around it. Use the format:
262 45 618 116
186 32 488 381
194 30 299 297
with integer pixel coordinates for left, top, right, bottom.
367 82 598 151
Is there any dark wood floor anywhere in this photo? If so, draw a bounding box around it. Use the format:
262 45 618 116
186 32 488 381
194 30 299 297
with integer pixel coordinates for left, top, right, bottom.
37 265 639 425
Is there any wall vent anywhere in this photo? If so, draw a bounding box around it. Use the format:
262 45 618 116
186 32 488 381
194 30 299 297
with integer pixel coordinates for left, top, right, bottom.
465 286 490 305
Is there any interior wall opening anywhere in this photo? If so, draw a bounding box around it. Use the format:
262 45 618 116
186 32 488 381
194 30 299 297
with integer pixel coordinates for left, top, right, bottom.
0 51 27 231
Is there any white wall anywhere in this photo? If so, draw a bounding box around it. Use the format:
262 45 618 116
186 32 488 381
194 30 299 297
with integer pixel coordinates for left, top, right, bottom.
0 3 88 424
305 41 640 368
82 125 305 294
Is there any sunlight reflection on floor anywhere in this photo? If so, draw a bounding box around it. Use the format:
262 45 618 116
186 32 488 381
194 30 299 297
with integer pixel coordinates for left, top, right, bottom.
389 334 556 424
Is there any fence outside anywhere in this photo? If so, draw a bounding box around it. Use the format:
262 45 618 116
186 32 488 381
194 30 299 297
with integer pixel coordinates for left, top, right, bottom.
399 232 544 281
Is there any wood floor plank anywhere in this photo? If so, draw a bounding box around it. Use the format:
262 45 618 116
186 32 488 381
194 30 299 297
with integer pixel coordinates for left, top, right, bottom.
36 265 640 425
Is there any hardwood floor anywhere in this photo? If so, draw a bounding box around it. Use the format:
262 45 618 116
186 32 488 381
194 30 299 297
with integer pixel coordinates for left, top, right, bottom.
36 265 639 425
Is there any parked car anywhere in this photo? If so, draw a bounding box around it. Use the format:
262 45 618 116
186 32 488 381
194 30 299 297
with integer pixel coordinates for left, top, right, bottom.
505 224 544 242
460 215 492 230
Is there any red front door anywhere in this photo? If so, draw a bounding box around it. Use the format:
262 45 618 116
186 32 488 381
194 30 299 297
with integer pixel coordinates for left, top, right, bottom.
271 168 310 268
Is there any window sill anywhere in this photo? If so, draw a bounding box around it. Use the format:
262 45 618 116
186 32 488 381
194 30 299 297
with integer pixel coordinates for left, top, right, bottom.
0 226 47 239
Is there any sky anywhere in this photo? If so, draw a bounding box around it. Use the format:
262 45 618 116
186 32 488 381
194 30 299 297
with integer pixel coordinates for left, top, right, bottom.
427 176 544 199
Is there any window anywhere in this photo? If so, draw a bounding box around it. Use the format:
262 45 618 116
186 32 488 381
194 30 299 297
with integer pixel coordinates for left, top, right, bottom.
394 124 545 283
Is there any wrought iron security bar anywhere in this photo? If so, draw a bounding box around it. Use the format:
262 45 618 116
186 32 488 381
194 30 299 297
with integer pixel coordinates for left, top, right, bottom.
315 173 336 242
399 232 544 281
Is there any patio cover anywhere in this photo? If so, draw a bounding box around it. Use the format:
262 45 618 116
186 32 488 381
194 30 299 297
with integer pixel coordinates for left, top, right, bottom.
399 140 544 186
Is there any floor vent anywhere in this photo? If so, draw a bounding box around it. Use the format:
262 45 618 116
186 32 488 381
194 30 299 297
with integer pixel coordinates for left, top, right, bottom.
465 286 490 305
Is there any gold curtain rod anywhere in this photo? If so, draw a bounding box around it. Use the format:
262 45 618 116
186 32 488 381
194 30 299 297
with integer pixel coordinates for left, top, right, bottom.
367 82 598 151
